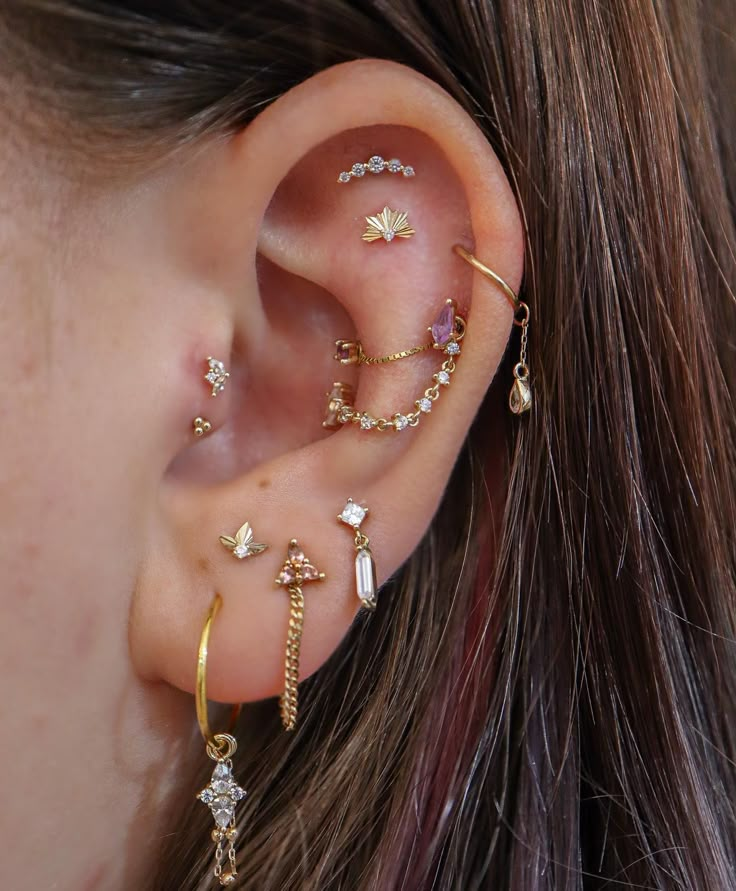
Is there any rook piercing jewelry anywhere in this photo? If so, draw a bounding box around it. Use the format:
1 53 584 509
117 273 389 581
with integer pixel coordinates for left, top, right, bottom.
338 155 415 182
193 416 212 437
275 540 326 731
195 594 245 887
323 381 355 430
453 244 532 414
333 299 466 432
362 206 415 243
205 357 230 397
338 499 378 610
219 522 268 560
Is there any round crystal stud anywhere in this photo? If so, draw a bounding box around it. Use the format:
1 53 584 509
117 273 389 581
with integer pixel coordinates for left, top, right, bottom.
387 158 402 173
360 414 375 430
446 341 461 356
368 155 385 173
394 414 409 431
382 230 396 242
338 406 352 424
402 166 415 177
418 398 432 413
233 544 248 559
437 370 450 386
351 163 366 177
199 788 214 804
338 171 351 183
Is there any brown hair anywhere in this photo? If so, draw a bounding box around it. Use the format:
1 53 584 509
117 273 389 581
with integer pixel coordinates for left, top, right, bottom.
3 2 736 888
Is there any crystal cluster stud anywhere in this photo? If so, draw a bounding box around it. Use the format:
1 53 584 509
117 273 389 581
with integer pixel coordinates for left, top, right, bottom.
362 206 415 244
337 155 416 182
205 357 229 397
338 499 378 610
219 521 268 560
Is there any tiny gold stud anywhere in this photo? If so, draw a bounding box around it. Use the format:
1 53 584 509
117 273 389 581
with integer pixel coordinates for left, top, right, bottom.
193 417 212 437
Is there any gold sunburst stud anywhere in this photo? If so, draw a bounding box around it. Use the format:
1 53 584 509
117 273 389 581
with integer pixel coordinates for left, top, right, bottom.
362 206 415 244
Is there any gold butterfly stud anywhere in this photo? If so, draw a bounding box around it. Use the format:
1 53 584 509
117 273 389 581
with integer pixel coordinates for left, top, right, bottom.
219 522 268 559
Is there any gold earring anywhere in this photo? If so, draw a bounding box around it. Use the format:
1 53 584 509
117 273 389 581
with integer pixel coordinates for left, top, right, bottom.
195 594 245 887
193 416 212 437
362 206 415 243
453 244 531 414
337 155 416 182
338 499 377 610
323 381 355 430
275 540 326 731
205 357 230 397
219 521 268 560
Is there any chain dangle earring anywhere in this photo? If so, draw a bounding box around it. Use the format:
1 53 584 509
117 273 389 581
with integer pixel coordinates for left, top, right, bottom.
338 499 378 610
453 244 532 414
195 594 245 887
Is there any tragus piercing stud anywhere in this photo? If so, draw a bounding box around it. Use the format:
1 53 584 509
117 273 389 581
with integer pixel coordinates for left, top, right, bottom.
219 522 268 560
275 540 326 731
337 155 415 183
193 416 212 437
362 206 415 244
205 357 229 397
453 244 532 414
195 594 245 887
338 499 378 610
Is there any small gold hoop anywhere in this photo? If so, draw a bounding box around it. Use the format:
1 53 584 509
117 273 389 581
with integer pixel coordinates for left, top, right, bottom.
453 244 521 315
196 594 241 756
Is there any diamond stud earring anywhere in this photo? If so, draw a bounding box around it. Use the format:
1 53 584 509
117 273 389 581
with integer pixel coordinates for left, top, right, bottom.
362 206 415 244
275 540 326 731
205 357 230 397
219 521 268 560
337 155 415 183
338 499 377 610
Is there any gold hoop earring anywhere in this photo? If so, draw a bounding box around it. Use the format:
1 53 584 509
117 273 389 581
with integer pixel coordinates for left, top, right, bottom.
453 244 532 414
195 594 245 887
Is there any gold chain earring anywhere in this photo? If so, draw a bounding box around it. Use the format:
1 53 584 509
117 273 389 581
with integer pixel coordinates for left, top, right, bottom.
195 594 245 887
275 540 326 731
453 244 532 414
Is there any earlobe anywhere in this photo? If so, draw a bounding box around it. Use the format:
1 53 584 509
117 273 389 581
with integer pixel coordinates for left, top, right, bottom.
130 59 524 715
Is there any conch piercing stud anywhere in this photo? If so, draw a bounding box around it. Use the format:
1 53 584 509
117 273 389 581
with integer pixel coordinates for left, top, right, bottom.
362 206 415 243
338 154 415 183
275 540 326 731
219 521 268 560
323 381 355 430
193 416 212 437
453 244 532 414
205 357 230 397
338 499 378 610
331 299 466 432
195 594 245 887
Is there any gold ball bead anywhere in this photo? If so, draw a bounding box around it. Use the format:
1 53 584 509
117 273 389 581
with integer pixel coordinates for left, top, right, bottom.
220 872 236 885
211 829 224 842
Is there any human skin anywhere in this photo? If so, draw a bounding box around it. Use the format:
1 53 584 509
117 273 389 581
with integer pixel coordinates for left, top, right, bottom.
0 62 522 888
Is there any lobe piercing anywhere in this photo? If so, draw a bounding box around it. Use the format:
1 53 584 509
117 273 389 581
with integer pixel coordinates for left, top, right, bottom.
193 417 212 437
338 499 378 610
205 357 229 397
219 522 268 560
337 155 415 183
362 206 415 243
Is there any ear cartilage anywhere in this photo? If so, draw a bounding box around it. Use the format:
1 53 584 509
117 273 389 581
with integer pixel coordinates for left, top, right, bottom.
362 206 415 244
332 300 465 433
275 539 326 731
337 155 415 183
193 416 212 437
219 521 268 559
338 499 377 611
204 357 229 397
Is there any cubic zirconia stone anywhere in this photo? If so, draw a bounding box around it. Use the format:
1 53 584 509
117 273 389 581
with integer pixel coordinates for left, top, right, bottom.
212 796 235 829
402 166 415 177
231 785 247 801
213 763 231 780
213 780 231 795
340 500 367 528
387 158 403 173
351 163 366 177
198 788 214 804
233 544 248 559
368 155 385 173
446 341 461 356
382 230 396 242
394 414 409 431
338 171 351 183
431 303 455 346
355 548 377 607
418 398 432 413
360 414 374 430
338 406 352 424
437 370 451 386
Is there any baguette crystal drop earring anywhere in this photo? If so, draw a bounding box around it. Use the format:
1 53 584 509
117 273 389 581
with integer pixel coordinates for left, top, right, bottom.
275 540 326 731
338 499 378 610
453 244 532 414
195 594 245 887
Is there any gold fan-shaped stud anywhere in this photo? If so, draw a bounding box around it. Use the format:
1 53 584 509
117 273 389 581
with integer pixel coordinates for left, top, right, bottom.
362 206 415 243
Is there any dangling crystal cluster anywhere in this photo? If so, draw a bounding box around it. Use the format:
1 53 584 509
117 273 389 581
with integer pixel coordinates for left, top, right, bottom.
198 761 247 830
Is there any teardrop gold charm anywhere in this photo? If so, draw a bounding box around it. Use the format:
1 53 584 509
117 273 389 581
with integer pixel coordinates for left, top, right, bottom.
509 365 532 414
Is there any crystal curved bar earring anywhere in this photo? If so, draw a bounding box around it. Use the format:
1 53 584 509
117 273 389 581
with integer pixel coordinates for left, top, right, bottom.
337 155 416 182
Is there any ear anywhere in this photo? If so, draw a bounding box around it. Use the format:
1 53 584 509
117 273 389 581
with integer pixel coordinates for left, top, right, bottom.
130 60 523 706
